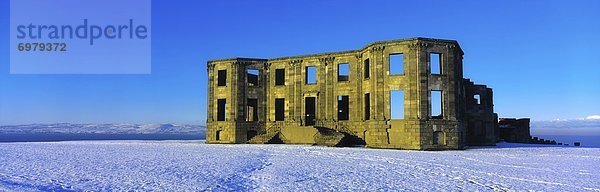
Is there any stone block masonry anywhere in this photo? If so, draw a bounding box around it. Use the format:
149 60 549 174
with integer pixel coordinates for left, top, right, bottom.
206 37 498 150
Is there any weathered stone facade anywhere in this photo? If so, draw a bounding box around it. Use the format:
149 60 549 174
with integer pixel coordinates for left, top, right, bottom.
498 118 531 143
206 37 497 150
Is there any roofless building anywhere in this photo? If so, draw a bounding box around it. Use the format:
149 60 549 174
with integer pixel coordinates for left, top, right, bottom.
206 37 497 150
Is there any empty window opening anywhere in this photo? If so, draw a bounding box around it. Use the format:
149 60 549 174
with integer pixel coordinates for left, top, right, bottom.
247 130 257 140
338 63 349 82
431 53 441 74
247 69 259 87
306 66 317 84
216 130 222 141
474 94 481 105
431 90 443 119
275 98 285 121
433 131 444 145
305 97 316 126
364 93 370 120
338 95 349 120
275 68 285 86
247 98 258 122
217 70 227 86
364 59 370 79
390 90 405 119
217 99 226 121
389 53 404 75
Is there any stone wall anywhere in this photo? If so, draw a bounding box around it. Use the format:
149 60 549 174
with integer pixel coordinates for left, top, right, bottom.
206 37 497 150
498 118 531 143
462 80 498 146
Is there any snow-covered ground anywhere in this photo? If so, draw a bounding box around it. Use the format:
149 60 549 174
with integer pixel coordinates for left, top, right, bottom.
0 141 598 191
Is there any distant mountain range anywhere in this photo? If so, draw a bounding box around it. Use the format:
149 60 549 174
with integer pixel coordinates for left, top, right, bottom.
532 119 600 129
531 118 600 136
0 123 206 135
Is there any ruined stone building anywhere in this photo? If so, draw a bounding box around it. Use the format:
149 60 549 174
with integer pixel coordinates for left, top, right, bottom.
498 118 531 143
206 37 498 150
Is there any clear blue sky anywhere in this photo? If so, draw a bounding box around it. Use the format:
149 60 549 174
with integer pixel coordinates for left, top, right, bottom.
1 0 599 125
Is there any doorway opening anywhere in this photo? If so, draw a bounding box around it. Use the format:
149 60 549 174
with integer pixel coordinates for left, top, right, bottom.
305 97 316 126
247 98 258 122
